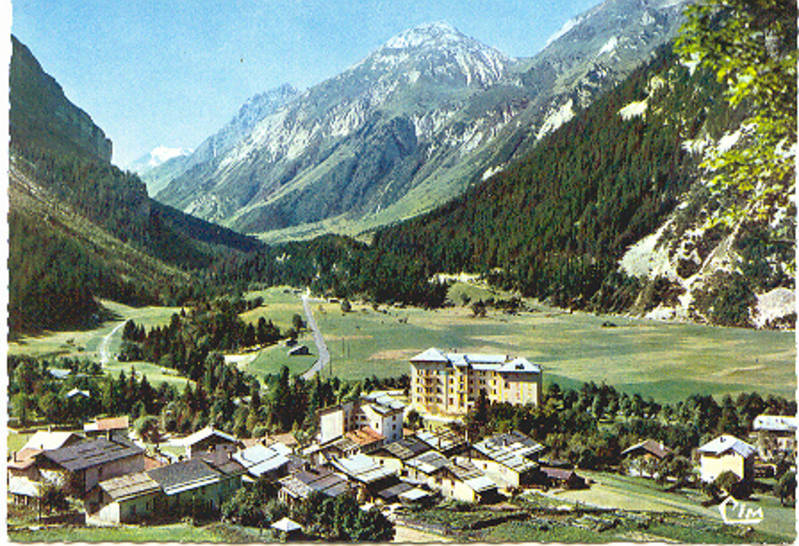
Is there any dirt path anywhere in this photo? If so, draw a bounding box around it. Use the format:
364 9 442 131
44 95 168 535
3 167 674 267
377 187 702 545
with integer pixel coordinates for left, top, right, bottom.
98 321 126 366
392 524 452 543
301 293 330 380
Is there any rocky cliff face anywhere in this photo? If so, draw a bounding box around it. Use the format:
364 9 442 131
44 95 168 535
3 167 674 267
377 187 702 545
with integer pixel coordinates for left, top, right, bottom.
617 71 796 329
10 35 112 162
154 0 690 239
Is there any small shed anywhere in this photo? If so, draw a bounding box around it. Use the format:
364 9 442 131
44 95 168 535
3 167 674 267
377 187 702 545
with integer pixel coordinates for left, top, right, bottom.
271 516 302 538
8 476 42 507
288 345 310 356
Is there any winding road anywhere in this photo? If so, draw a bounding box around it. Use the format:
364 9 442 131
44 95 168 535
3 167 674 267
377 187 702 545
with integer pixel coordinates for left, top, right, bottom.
98 321 126 366
301 293 330 380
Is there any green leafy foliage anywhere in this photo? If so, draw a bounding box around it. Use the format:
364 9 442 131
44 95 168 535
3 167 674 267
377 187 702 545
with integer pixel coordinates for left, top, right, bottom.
674 0 796 224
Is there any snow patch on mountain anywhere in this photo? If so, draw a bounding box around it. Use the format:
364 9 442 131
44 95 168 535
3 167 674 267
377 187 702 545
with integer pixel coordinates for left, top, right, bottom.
597 36 619 57
545 15 583 47
618 99 648 120
537 99 575 139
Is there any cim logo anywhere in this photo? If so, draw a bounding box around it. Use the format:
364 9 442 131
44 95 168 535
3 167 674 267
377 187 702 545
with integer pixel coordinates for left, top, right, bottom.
718 496 764 525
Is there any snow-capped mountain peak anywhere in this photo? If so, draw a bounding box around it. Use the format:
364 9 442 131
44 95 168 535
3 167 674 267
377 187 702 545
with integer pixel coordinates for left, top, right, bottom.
383 21 464 49
148 146 192 167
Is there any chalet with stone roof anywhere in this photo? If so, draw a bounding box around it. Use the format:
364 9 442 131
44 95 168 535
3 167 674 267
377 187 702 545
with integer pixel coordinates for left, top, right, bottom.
35 436 145 495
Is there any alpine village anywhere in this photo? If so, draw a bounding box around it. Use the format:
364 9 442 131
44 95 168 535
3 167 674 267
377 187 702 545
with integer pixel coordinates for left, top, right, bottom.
6 0 797 543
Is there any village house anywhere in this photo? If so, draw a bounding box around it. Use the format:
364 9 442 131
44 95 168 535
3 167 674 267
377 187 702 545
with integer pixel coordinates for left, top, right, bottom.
145 457 243 512
305 435 361 466
403 450 450 486
540 466 587 490
318 395 404 446
8 430 83 481
369 436 432 474
182 426 241 459
439 459 499 504
87 471 163 524
468 430 544 488
697 434 756 484
35 436 145 495
752 414 797 459
410 348 542 415
621 439 672 477
232 443 291 481
83 416 130 438
278 467 351 506
330 453 399 501
375 481 432 504
8 476 42 508
415 429 470 457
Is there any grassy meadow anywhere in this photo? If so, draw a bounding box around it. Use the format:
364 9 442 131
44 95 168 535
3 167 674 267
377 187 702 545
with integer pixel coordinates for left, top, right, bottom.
8 522 276 543
7 283 795 402
303 284 795 402
551 471 796 542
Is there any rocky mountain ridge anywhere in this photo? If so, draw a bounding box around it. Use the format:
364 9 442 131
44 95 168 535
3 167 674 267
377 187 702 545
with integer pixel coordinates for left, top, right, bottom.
10 36 112 162
154 0 691 240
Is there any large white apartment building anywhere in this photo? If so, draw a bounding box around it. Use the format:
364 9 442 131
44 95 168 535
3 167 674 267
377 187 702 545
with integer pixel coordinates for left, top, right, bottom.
410 348 542 414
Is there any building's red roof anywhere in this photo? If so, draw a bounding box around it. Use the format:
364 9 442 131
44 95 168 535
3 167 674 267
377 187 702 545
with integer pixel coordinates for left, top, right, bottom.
345 426 384 447
143 455 165 470
241 437 263 449
90 416 130 431
621 439 671 460
8 448 42 469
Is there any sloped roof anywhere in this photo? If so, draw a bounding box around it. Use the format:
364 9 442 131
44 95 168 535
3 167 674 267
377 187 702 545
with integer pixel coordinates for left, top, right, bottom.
472 430 543 473
9 476 42 497
541 466 581 481
22 431 82 452
332 453 395 484
84 416 129 433
415 429 468 454
270 433 299 447
146 458 222 495
405 450 449 475
181 426 238 447
377 436 431 461
753 415 798 433
66 388 91 398
345 426 385 447
399 487 431 501
496 357 541 374
364 392 405 411
278 467 350 499
40 438 143 472
377 481 414 500
98 471 161 501
8 448 41 470
410 348 449 362
48 368 71 379
464 475 497 493
698 435 756 458
233 444 289 477
411 348 540 373
271 517 302 533
621 439 671 459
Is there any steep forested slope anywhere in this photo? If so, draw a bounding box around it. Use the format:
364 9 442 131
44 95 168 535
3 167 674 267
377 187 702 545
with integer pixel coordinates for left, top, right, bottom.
371 50 720 302
8 36 261 333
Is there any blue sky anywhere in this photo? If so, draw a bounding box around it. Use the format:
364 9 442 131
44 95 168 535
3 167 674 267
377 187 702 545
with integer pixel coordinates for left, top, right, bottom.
11 0 600 166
